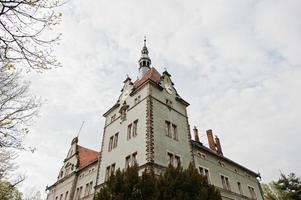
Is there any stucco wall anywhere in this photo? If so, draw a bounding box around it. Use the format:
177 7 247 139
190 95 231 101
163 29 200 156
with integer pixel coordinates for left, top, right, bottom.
193 147 263 200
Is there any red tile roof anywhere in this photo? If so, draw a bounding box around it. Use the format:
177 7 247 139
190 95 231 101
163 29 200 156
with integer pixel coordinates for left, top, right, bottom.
77 145 100 168
133 67 161 88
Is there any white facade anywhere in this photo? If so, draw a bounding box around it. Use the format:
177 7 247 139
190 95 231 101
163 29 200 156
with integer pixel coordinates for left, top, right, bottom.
47 43 264 200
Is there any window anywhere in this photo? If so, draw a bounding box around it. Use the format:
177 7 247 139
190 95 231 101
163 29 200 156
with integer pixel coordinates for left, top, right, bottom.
127 124 132 140
166 99 173 108
132 152 137 165
105 164 115 181
111 114 116 122
108 136 113 151
78 186 83 199
125 155 131 169
84 183 89 196
89 182 93 194
133 120 138 137
59 194 63 200
248 186 257 199
174 155 181 167
105 166 110 181
64 191 68 200
55 197 58 200
167 152 181 167
75 188 79 200
167 152 173 166
134 95 141 105
109 133 118 151
111 163 116 175
221 175 231 191
125 152 138 168
199 167 210 184
237 182 243 195
172 124 178 140
165 121 171 137
113 133 119 148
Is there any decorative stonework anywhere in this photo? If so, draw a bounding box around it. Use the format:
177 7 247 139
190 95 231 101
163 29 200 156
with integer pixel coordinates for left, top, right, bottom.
146 95 154 164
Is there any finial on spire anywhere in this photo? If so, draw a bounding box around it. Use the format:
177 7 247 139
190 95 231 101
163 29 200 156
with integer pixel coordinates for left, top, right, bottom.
138 37 151 78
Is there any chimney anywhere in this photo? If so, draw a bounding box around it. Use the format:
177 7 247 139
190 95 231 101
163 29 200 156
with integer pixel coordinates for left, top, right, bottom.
206 129 216 151
215 136 223 156
193 126 200 143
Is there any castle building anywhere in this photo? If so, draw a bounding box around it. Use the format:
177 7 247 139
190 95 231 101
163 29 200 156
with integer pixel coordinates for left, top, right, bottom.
46 40 264 200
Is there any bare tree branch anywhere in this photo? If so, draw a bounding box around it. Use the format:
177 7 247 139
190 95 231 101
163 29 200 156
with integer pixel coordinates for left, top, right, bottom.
0 0 62 71
0 66 40 150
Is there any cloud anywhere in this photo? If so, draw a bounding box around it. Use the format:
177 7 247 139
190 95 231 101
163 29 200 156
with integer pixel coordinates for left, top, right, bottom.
14 0 301 197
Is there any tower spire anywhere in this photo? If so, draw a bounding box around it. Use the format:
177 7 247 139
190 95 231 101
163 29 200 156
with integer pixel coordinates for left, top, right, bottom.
138 36 151 78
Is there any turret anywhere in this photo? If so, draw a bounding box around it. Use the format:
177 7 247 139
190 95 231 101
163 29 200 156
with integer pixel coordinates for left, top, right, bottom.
138 37 151 78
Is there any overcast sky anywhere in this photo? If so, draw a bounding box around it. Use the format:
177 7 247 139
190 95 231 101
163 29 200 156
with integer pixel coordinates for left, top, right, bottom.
15 0 301 198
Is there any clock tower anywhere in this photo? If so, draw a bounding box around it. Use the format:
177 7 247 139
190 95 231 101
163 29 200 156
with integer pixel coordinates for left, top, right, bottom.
96 40 193 186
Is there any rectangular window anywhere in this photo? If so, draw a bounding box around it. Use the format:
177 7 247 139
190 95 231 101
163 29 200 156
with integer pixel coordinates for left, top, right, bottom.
174 155 181 167
172 124 178 140
248 186 257 199
108 136 113 151
167 152 174 166
127 124 132 140
132 152 137 165
165 121 171 137
89 182 93 194
199 167 210 184
105 166 110 181
84 183 89 196
64 191 68 200
111 163 116 175
125 155 131 169
113 133 118 148
75 188 79 200
237 182 243 195
133 120 138 137
221 175 231 191
78 186 83 199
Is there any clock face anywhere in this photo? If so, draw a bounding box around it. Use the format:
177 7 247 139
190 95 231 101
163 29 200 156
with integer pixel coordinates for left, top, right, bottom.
164 83 173 94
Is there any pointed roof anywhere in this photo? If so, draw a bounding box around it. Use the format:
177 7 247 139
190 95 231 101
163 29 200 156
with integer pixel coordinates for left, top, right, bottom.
77 145 100 168
134 67 161 88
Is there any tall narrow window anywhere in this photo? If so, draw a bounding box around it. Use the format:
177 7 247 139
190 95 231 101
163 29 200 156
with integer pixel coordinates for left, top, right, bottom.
127 124 132 140
132 152 137 165
64 191 68 200
75 188 79 200
167 152 173 166
78 186 83 199
248 186 257 199
89 182 93 194
172 124 178 140
174 155 181 167
133 120 138 137
111 163 116 175
113 133 118 148
237 182 243 195
84 183 89 196
125 156 131 169
199 167 210 183
225 177 231 191
59 194 63 200
165 121 171 137
108 136 113 151
105 166 110 181
221 175 231 191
